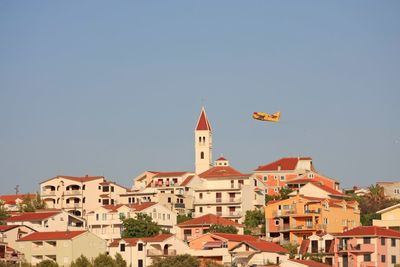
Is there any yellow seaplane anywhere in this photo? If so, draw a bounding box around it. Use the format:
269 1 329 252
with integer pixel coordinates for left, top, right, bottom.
252 111 281 122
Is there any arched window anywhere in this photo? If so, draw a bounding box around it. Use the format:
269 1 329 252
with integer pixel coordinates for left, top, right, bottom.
200 152 204 159
202 136 206 143
199 136 201 143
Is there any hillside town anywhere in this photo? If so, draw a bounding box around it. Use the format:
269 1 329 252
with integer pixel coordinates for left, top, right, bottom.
1 108 399 267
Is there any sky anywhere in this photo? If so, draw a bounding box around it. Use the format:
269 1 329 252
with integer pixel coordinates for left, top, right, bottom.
0 1 399 194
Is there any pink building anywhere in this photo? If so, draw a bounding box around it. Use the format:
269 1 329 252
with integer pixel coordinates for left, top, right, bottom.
334 226 400 267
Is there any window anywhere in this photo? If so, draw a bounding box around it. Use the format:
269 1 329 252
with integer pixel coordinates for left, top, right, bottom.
98 186 101 190
381 237 385 246
363 237 371 244
392 238 396 247
82 197 85 203
120 243 125 252
392 255 396 264
274 188 279 193
103 186 109 192
98 199 101 203
167 214 170 220
199 207 203 213
138 259 143 267
363 254 371 262
138 243 143 251
264 176 267 181
275 220 280 226
254 179 257 187
111 186 114 192
323 218 328 224
200 152 204 159
128 197 131 203
280 176 285 181
381 255 386 263
102 213 107 220
96 214 99 221
102 199 109 205
82 185 85 190
167 197 171 203
274 176 278 180
394 188 400 194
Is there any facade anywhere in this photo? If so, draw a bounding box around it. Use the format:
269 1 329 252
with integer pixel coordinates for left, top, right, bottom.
86 202 176 242
298 233 335 266
0 225 36 252
377 181 400 199
195 107 213 175
334 226 400 267
265 195 360 244
16 231 106 266
0 194 37 211
288 182 345 200
177 213 244 241
254 157 340 196
192 157 266 223
108 234 190 267
281 259 332 267
6 210 85 232
123 171 196 214
373 203 400 231
40 175 128 216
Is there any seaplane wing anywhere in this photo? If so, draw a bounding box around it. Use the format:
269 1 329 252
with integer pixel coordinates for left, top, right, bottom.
252 111 281 122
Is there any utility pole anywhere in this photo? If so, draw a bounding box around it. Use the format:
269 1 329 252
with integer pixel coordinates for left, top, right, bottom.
14 185 19 195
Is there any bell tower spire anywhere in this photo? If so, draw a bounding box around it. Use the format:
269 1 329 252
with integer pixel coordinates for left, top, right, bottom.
195 107 213 174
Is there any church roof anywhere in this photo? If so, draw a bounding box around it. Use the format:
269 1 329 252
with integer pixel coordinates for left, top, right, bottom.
199 165 248 178
196 107 212 131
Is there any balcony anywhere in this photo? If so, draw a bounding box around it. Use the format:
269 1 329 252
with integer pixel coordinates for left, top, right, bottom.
196 197 242 205
147 249 177 257
41 191 56 197
337 243 375 253
64 203 82 209
64 190 82 196
273 209 321 217
174 203 185 209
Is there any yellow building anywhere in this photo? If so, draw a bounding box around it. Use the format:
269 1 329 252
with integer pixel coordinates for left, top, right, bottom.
16 231 106 266
265 194 360 244
373 203 400 230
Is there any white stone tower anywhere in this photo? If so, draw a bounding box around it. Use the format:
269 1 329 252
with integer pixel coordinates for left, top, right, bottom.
195 107 213 174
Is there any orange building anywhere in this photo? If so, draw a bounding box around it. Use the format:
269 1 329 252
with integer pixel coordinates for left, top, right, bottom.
265 194 360 245
254 157 340 196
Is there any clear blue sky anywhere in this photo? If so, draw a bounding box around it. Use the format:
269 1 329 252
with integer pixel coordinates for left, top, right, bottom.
1 1 399 194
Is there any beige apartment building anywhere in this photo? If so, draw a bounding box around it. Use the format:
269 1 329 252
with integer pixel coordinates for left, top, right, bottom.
0 225 36 253
122 171 196 215
377 181 400 199
373 203 400 230
86 202 176 242
16 231 106 266
6 210 85 232
40 175 128 216
192 157 266 223
108 234 191 267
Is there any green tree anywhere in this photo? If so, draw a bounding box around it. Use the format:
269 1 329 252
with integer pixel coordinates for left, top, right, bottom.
177 213 192 224
277 187 293 200
149 254 199 267
122 213 162 238
70 255 93 267
243 209 265 235
282 243 298 259
0 202 10 225
18 193 46 212
205 261 224 267
208 224 238 234
36 260 59 267
93 253 117 267
114 253 127 267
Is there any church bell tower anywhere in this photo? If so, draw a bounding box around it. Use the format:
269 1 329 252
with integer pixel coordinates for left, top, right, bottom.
195 107 213 174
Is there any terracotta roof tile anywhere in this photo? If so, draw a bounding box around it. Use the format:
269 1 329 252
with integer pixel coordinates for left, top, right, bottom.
199 166 247 179
210 233 258 242
245 239 288 253
255 157 312 171
178 214 243 227
0 194 36 205
127 202 157 211
0 225 18 232
336 226 400 238
18 231 86 241
180 175 194 186
6 211 61 222
41 175 104 184
289 259 331 267
196 108 212 131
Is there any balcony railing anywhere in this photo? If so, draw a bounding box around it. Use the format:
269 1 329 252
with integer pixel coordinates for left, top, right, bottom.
192 212 242 218
273 209 321 217
337 243 374 253
64 190 82 196
41 191 56 196
196 197 242 204
174 203 185 209
147 249 177 257
64 203 82 209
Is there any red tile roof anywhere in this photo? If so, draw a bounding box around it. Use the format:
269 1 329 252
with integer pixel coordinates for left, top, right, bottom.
290 181 344 196
196 108 212 131
216 156 227 161
40 175 104 184
178 214 243 227
336 226 400 238
255 157 312 171
0 194 36 205
153 172 188 178
18 231 86 241
109 234 173 247
210 233 258 242
244 239 288 253
289 259 331 267
127 202 157 211
299 239 310 255
180 175 194 186
199 166 248 178
6 211 61 222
